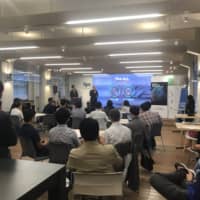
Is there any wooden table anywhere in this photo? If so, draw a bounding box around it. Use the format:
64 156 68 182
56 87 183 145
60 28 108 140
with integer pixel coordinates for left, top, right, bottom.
175 114 200 119
0 159 66 200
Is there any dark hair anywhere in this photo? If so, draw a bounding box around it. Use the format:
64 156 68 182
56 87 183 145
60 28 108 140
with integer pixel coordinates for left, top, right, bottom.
72 85 75 88
109 109 120 122
96 102 102 109
187 95 194 103
130 106 139 116
106 100 113 108
123 100 130 107
60 98 67 106
80 118 99 141
140 101 151 111
0 81 3 94
23 109 35 122
48 97 53 103
55 108 70 124
11 98 22 109
75 101 82 108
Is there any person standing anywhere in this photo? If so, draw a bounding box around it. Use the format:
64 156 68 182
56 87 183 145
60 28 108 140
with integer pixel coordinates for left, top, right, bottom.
70 85 79 100
0 81 17 158
90 86 98 108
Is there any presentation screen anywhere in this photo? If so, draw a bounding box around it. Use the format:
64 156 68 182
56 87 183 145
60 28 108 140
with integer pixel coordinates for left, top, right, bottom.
93 74 152 107
151 82 168 105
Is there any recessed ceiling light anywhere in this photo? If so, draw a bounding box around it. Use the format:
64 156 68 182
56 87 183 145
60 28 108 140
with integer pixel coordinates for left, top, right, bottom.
120 60 164 64
94 39 163 46
20 56 63 60
130 69 163 72
45 63 81 66
0 46 39 51
73 71 102 74
60 67 92 71
126 66 163 69
66 13 164 25
109 52 163 57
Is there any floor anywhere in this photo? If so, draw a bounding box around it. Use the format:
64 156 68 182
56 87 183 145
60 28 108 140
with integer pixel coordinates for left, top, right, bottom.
10 121 194 200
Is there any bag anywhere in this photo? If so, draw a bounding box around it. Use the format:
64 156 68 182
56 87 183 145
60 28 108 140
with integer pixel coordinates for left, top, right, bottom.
140 152 154 171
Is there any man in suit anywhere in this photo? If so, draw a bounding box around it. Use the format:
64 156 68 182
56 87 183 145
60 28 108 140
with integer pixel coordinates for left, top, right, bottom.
70 85 79 99
67 118 122 172
89 85 98 109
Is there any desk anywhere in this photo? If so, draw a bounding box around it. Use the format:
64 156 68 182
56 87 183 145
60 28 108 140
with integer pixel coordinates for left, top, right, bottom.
0 159 66 200
175 114 200 119
176 122 200 131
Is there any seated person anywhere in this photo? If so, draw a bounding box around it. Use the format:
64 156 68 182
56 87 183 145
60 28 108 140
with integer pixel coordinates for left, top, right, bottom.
87 102 109 130
67 118 122 172
19 109 49 157
71 101 86 119
150 162 200 200
49 108 79 148
104 100 114 116
43 97 57 114
120 100 130 113
103 109 131 145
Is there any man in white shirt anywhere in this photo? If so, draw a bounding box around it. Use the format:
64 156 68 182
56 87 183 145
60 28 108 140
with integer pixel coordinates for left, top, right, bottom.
87 102 109 130
104 109 131 145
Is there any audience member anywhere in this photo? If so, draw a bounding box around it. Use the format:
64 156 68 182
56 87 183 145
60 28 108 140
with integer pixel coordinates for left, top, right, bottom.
49 108 79 148
104 109 131 145
104 100 114 116
85 101 94 114
87 101 109 130
0 81 17 158
19 109 49 157
150 161 200 200
121 100 130 113
43 97 57 114
67 118 122 172
10 98 24 121
71 101 86 119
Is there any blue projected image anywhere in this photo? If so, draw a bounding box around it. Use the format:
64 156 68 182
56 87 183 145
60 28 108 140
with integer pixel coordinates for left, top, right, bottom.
93 74 152 107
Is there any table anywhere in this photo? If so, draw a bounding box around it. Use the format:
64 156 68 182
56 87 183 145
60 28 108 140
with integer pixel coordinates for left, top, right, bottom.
175 114 200 119
0 159 66 200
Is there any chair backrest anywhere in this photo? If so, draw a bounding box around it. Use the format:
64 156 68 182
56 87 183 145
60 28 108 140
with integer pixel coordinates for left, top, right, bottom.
151 123 162 137
71 117 83 129
73 172 123 196
48 142 71 164
42 114 57 130
19 136 37 158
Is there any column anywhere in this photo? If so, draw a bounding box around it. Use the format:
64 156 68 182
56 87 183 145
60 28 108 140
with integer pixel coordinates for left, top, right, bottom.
197 56 200 113
0 60 14 111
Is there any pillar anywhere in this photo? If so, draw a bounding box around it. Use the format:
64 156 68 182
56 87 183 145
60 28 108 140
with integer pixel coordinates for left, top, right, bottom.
197 56 200 113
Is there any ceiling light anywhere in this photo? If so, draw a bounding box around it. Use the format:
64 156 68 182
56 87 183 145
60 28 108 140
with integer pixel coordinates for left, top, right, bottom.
0 46 39 51
187 50 200 56
45 63 80 66
94 39 163 46
60 67 92 71
130 69 163 72
180 64 190 69
109 52 162 57
126 66 163 69
20 56 63 60
66 13 164 25
132 72 162 75
73 71 102 74
120 60 164 64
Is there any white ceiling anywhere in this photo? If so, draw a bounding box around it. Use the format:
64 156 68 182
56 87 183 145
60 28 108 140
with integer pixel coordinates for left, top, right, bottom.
0 0 200 75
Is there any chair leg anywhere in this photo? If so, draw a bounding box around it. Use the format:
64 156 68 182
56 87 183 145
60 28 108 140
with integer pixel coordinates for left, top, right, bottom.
160 135 165 151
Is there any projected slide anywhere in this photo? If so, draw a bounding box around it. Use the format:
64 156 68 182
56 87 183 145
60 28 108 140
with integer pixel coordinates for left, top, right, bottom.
93 74 151 107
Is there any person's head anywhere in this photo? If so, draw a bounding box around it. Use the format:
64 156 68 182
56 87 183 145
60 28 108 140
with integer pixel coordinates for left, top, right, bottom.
80 118 99 141
55 108 70 124
130 106 139 116
72 85 75 89
140 101 151 112
96 102 102 109
93 85 96 90
23 109 35 123
12 98 22 109
106 100 113 108
60 98 67 107
0 81 4 98
75 101 82 108
123 100 130 107
48 97 53 104
109 109 120 122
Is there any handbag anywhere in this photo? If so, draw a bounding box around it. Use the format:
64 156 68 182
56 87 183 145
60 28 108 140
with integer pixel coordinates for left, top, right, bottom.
140 151 154 171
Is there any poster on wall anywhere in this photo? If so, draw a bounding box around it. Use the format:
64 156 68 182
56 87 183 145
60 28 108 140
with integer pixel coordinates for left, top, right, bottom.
151 82 168 105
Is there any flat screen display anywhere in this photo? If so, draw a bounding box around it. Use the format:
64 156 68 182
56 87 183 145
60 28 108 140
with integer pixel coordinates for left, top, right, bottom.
93 74 152 107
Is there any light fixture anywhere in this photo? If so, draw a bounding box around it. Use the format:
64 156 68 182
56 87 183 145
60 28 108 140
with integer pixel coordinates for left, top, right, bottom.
187 50 200 56
45 63 81 66
120 60 164 64
60 67 92 71
180 64 190 69
66 13 164 25
126 66 163 69
130 69 163 72
109 52 163 57
73 71 102 74
132 72 162 75
94 39 163 46
0 46 39 51
20 56 63 60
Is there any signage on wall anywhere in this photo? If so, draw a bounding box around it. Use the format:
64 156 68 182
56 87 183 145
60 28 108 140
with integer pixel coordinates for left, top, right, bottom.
83 82 91 88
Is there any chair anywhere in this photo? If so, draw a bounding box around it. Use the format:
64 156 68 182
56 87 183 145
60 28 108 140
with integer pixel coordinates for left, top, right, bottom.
19 136 48 161
151 123 165 151
48 142 71 164
72 172 123 199
72 117 84 129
